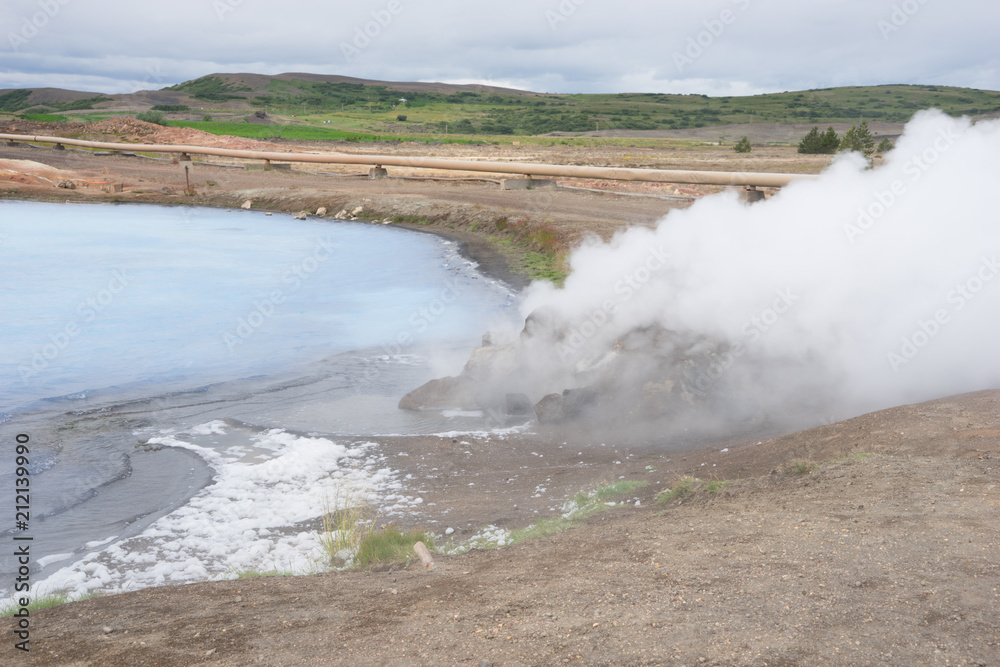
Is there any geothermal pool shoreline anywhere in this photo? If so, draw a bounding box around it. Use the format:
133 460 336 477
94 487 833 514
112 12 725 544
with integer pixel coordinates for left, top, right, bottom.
0 192 529 292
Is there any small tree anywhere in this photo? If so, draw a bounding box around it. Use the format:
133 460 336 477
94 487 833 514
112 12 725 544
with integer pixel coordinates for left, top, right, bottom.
840 121 875 157
876 137 894 155
819 126 840 153
734 136 752 153
798 126 840 154
797 126 822 154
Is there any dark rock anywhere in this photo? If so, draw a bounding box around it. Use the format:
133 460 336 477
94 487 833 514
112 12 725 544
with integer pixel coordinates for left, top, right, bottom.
562 387 598 416
534 393 567 423
505 393 532 416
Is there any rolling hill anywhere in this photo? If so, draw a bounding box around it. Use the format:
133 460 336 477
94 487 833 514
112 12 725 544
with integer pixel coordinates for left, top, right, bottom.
2 73 999 139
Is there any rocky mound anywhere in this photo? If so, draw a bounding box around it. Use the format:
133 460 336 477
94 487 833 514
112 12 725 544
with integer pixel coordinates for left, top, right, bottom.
400 309 743 429
86 117 162 136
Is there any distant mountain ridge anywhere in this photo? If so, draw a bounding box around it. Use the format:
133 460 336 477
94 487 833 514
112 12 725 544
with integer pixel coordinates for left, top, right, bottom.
211 72 537 96
0 72 538 111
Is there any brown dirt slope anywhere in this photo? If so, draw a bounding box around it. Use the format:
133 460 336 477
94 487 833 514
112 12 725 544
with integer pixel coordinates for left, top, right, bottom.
27 390 1000 666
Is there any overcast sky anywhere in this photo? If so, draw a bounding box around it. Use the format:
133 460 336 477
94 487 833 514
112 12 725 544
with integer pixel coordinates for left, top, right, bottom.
2 0 997 96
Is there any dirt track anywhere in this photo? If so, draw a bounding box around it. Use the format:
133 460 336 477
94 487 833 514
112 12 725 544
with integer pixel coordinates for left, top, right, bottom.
4 126 999 666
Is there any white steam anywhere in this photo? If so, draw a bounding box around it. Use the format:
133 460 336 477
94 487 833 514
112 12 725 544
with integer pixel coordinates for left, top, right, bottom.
519 110 1000 425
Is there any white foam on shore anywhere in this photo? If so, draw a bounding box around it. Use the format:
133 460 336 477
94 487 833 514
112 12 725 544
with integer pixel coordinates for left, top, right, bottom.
35 422 421 597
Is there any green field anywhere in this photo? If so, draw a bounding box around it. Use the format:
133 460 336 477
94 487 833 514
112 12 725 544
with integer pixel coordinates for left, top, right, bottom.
166 120 384 143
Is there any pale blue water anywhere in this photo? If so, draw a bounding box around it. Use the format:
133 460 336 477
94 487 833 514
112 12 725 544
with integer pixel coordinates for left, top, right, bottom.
0 201 513 416
0 201 520 597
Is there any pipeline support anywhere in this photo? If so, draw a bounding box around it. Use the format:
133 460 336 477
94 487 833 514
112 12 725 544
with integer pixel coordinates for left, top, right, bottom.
0 133 818 189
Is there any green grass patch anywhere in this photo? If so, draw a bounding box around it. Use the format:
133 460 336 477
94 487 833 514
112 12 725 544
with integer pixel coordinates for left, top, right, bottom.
593 479 647 501
452 480 648 553
166 120 383 143
316 485 380 567
787 461 818 475
316 478 435 569
488 234 567 285
229 569 299 579
656 476 732 504
657 476 698 503
0 591 102 616
354 525 434 568
508 515 577 542
391 214 435 226
832 452 875 464
703 480 730 494
17 113 68 123
522 250 566 284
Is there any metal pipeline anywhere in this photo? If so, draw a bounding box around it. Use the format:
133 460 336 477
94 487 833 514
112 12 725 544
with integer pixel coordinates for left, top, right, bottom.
0 133 818 188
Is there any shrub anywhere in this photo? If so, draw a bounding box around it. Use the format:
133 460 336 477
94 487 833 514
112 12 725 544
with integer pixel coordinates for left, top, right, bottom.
318 486 377 566
876 137 894 154
787 461 817 475
733 136 752 153
396 114 407 122
135 110 168 126
840 121 875 156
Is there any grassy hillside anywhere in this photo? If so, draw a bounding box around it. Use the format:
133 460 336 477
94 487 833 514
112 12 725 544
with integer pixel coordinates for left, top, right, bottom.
5 74 999 142
173 77 1000 134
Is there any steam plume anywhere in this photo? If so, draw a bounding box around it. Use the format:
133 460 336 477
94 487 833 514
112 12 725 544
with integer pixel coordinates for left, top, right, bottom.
510 110 1000 432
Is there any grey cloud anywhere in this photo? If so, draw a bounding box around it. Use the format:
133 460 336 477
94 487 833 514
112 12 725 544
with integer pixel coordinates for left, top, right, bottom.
1 0 997 94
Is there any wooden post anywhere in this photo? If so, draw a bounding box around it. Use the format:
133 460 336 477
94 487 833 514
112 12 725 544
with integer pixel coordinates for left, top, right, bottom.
413 541 435 569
